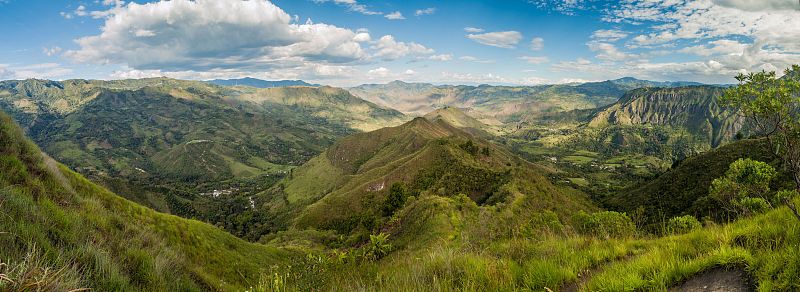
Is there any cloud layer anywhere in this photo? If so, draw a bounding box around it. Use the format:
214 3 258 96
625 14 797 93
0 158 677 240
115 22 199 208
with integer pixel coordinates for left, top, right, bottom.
65 0 433 81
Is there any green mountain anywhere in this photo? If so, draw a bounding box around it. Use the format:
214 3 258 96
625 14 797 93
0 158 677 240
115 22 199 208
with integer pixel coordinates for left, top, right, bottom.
0 78 406 224
0 111 291 291
206 77 319 88
260 117 597 245
588 85 744 147
423 106 503 136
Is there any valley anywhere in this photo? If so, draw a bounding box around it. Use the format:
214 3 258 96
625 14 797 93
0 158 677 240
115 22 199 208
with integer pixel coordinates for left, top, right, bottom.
3 68 800 291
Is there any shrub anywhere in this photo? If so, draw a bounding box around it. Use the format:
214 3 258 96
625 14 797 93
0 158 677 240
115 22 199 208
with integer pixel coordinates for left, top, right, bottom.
575 211 636 238
666 215 701 234
365 233 392 261
709 158 776 216
383 182 409 216
738 197 770 215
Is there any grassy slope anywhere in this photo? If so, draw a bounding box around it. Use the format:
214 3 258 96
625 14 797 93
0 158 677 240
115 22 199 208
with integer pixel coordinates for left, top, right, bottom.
0 112 293 291
263 117 597 248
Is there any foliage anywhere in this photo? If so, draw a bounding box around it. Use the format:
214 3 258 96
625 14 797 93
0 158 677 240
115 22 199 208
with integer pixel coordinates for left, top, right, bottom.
666 215 702 234
365 233 392 261
719 65 800 188
709 158 777 215
575 211 636 238
382 182 410 216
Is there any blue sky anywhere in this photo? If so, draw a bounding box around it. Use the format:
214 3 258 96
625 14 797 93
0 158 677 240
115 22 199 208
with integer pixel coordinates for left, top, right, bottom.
1 0 799 86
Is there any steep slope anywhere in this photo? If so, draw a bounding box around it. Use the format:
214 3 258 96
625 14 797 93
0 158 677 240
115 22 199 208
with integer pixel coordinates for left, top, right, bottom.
206 77 318 88
262 118 597 245
588 86 743 147
0 111 291 291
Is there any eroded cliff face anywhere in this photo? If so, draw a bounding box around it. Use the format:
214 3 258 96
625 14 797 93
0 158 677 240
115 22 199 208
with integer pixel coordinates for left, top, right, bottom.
589 86 744 147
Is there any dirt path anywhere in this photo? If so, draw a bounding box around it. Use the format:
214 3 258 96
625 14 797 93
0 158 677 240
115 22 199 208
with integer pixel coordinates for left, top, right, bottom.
668 267 754 292
560 253 636 292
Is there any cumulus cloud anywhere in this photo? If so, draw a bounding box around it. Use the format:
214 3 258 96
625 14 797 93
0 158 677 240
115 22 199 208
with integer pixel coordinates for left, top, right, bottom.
65 0 433 81
590 0 800 82
712 0 799 11
385 11 405 20
529 37 544 51
587 41 634 61
466 31 522 49
415 7 436 16
371 35 434 60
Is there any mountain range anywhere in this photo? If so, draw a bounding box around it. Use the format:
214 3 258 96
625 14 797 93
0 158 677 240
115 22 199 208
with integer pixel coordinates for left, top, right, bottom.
206 77 319 88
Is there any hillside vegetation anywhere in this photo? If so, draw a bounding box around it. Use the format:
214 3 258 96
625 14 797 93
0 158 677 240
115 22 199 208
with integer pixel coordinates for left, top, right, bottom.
0 112 293 291
0 78 406 233
258 117 597 246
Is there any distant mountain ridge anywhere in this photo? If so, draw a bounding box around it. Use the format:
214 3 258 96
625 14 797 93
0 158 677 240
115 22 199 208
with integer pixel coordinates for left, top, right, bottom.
206 77 319 88
348 77 709 121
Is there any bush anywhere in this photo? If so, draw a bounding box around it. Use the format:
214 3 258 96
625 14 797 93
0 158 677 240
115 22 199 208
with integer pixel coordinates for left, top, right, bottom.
666 215 701 234
575 211 636 238
365 233 392 261
709 158 776 216
738 197 770 215
383 182 409 216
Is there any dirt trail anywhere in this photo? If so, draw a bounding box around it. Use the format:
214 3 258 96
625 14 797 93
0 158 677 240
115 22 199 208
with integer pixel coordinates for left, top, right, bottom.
668 267 754 292
560 253 636 292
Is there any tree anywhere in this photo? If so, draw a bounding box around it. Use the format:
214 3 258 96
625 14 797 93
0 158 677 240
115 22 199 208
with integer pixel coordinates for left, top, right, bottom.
719 65 800 187
719 65 800 220
709 158 777 216
382 182 409 216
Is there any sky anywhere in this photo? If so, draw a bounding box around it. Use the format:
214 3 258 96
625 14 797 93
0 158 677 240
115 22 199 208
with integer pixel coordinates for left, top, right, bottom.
0 0 799 86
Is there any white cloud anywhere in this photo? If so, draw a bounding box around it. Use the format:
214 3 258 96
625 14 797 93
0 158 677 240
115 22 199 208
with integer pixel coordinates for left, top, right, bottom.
679 39 748 57
367 67 391 78
712 0 799 11
0 65 12 80
466 31 522 49
385 11 405 20
529 37 544 51
429 54 453 61
459 55 494 63
520 56 549 64
404 69 416 75
371 35 434 60
3 63 73 79
43 47 62 57
314 0 382 16
591 29 628 41
587 41 634 61
464 27 484 33
415 7 436 16
65 0 432 81
602 0 800 80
